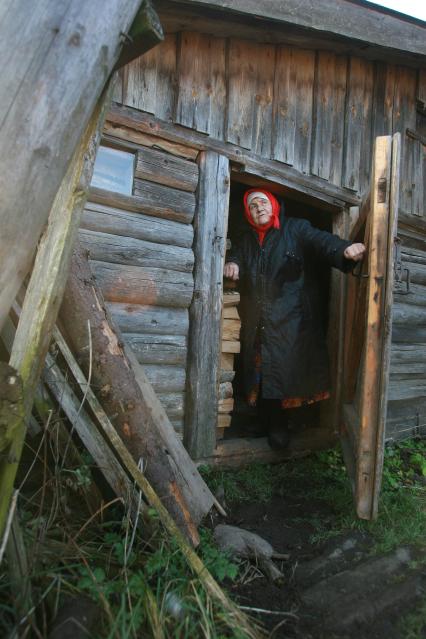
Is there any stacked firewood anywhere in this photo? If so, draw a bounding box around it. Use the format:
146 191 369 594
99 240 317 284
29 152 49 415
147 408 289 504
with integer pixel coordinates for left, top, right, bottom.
217 291 241 440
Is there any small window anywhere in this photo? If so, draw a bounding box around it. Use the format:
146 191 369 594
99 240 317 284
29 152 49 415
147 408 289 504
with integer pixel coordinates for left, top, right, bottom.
91 146 134 195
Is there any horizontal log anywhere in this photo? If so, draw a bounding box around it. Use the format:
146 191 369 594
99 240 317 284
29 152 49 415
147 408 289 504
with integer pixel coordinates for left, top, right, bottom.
144 364 186 392
124 333 187 365
219 369 236 383
89 185 194 224
221 340 240 353
135 147 199 192
92 261 194 307
79 228 194 272
82 201 193 248
133 178 196 221
392 303 426 326
223 306 240 320
222 319 241 341
217 415 232 429
218 398 234 413
223 292 240 307
156 392 185 418
390 344 426 363
388 379 426 401
403 264 426 287
218 382 233 400
394 283 426 307
220 352 235 371
103 121 199 160
108 302 189 335
392 325 426 344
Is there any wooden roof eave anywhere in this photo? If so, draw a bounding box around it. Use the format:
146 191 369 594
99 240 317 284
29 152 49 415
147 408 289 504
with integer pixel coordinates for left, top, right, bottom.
156 0 426 68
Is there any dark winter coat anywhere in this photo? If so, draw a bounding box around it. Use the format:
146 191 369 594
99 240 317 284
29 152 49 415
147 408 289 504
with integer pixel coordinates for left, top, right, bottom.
228 209 353 400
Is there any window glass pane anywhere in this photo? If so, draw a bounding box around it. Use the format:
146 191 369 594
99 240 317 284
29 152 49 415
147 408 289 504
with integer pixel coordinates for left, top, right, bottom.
91 146 134 195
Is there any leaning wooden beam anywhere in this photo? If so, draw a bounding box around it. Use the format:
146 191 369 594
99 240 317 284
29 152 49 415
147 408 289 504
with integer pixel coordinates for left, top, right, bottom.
0 86 112 537
184 152 230 458
0 0 157 330
59 244 210 543
53 328 262 639
43 353 148 525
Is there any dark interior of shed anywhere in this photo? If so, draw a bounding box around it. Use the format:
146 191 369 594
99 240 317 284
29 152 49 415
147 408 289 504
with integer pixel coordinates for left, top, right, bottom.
224 177 335 442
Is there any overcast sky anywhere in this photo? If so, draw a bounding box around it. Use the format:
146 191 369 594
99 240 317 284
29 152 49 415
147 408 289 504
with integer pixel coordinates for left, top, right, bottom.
367 0 426 21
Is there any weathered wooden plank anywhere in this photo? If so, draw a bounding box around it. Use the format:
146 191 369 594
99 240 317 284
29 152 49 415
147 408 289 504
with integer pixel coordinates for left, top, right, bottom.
219 369 235 383
218 398 234 414
103 121 199 160
273 47 315 173
109 302 189 335
372 64 396 139
343 57 374 194
218 382 233 400
175 32 226 138
217 414 232 429
311 51 347 184
123 33 177 121
185 152 230 458
226 39 275 155
82 201 194 248
79 228 194 272
43 354 139 508
89 185 194 224
124 333 187 365
108 104 361 208
393 67 418 216
92 261 194 307
133 178 196 219
0 0 144 331
135 146 198 192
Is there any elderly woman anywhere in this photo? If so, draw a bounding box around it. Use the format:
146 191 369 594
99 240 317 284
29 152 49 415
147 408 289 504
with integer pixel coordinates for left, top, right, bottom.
224 189 365 449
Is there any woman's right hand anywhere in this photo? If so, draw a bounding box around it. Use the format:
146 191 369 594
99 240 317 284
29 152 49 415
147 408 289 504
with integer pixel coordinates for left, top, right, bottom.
224 262 239 280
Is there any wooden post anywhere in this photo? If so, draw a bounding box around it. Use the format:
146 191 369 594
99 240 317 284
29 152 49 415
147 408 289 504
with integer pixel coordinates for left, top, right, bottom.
0 85 112 538
184 152 230 458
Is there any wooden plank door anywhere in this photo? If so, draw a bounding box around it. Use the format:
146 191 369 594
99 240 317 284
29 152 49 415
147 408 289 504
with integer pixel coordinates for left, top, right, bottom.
340 133 401 520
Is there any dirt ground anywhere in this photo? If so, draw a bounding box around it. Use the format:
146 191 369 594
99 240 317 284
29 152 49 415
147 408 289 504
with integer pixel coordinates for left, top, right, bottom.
206 451 426 639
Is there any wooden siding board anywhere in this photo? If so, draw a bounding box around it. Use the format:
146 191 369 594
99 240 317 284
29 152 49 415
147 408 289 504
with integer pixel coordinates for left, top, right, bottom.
393 67 418 216
176 32 226 137
226 39 274 154
372 64 396 139
311 51 347 184
272 46 297 165
343 57 374 195
123 34 176 120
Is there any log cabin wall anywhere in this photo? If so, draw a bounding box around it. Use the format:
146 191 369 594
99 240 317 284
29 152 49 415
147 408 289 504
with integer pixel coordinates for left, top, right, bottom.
107 31 425 444
79 131 200 437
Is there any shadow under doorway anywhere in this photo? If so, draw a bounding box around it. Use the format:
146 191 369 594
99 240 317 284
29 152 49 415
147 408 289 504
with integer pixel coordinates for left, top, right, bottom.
223 179 335 443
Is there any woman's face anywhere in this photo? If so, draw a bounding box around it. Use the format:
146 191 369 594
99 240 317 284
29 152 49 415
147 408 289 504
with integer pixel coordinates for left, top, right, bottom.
248 196 273 226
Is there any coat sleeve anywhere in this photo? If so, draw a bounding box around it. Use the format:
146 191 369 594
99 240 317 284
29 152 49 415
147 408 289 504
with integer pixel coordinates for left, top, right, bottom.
297 219 354 272
226 237 245 276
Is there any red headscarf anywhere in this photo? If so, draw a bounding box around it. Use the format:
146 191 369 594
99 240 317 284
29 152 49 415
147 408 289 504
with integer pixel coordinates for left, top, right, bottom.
243 189 281 246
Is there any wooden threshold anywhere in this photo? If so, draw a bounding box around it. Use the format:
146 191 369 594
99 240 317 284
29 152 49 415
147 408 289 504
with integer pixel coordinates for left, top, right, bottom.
196 429 337 467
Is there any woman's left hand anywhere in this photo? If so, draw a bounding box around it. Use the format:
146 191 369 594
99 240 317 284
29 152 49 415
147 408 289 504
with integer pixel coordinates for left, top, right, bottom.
344 243 366 262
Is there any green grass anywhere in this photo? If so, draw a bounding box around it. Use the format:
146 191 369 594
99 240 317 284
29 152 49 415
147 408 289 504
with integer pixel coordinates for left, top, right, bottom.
201 439 426 555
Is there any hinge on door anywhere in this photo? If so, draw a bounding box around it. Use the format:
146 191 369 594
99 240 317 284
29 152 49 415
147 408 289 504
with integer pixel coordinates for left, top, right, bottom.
394 236 411 294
